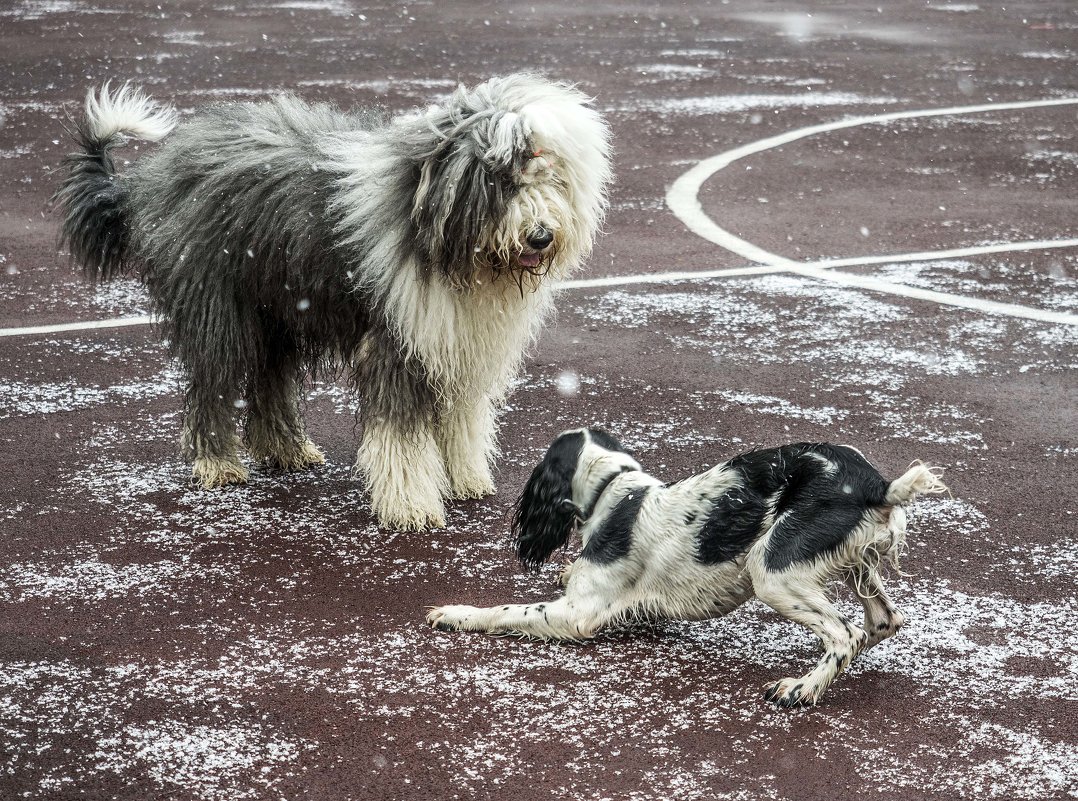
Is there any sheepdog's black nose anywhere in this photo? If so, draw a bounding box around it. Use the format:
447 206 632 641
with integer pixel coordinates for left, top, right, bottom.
526 228 554 250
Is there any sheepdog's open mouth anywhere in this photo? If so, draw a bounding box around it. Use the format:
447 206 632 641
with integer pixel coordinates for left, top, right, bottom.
516 249 544 268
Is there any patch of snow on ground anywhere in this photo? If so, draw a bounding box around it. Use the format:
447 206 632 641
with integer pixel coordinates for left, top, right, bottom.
1023 536 1078 579
581 273 1074 390
0 657 313 800
1019 50 1074 60
268 0 354 14
0 368 179 418
161 30 205 45
852 577 1077 702
296 77 457 94
89 278 152 315
95 721 312 801
1024 148 1078 166
875 404 986 449
850 714 1074 800
718 390 846 426
0 551 188 603
2 0 80 18
876 257 1078 314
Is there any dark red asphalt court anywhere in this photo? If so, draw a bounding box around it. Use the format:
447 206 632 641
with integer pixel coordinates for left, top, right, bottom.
1 2 1076 800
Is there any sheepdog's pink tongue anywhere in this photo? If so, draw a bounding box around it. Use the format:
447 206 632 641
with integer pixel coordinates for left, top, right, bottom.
518 251 542 268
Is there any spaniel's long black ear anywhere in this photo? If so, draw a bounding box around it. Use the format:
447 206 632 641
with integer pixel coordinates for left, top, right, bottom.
512 431 586 570
586 427 629 455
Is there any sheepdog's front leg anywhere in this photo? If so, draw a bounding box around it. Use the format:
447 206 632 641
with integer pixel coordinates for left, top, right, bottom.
356 418 450 531
754 575 869 708
435 395 497 500
353 333 450 530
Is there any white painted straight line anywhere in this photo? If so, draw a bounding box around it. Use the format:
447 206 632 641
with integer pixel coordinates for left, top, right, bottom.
565 239 1078 290
0 314 152 338
563 237 1078 321
809 238 1078 270
786 265 1078 325
0 268 785 338
4 242 1077 338
563 264 779 289
569 255 1078 325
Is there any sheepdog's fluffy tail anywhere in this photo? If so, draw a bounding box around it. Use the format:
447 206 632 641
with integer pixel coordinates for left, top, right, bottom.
885 462 948 506
54 83 177 282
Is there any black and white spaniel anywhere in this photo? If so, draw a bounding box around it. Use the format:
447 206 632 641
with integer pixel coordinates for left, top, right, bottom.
427 428 947 707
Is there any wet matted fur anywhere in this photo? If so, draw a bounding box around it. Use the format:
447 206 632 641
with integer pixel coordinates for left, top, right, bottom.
54 77 612 530
428 429 947 707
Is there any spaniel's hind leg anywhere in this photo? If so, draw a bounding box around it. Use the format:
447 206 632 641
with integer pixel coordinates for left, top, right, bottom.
845 567 906 650
845 507 911 649
244 333 324 472
753 568 869 708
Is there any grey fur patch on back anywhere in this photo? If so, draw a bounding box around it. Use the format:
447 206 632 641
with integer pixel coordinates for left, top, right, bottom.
127 97 379 378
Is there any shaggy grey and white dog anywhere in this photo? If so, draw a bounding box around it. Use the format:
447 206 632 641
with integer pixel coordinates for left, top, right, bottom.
55 76 611 530
427 428 947 707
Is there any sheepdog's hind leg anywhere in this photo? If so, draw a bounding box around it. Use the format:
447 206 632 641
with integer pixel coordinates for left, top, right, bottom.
182 379 248 488
244 342 324 472
175 298 250 488
435 395 497 500
845 568 906 650
754 576 869 708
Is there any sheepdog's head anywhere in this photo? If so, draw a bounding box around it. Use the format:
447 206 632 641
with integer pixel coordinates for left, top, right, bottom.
399 74 612 291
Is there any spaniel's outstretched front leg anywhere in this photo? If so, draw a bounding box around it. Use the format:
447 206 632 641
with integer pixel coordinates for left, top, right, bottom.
427 559 630 642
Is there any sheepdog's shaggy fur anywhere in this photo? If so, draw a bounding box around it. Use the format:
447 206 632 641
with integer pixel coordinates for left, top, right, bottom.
55 76 612 530
428 428 947 707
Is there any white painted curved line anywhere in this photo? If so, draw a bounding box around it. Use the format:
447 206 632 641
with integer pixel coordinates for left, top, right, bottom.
665 96 1078 325
666 96 1078 261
